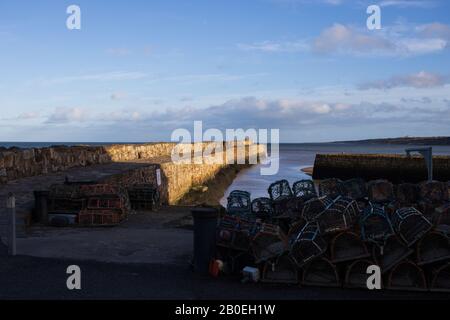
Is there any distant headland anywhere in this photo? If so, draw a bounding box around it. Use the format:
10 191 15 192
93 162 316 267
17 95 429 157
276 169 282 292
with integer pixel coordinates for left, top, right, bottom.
334 136 450 146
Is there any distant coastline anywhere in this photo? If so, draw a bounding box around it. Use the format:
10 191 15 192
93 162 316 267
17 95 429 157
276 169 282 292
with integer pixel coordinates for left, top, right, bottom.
334 136 450 146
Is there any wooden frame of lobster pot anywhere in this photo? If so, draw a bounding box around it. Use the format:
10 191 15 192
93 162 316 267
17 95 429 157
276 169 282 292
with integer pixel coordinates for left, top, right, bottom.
343 178 367 200
373 235 414 274
216 215 252 252
301 258 340 288
367 180 395 204
344 259 377 289
360 203 394 247
251 223 288 263
416 230 450 266
330 231 370 264
430 262 450 293
318 197 359 235
386 260 427 291
302 196 334 222
290 222 327 267
261 254 299 284
391 207 432 247
395 183 419 206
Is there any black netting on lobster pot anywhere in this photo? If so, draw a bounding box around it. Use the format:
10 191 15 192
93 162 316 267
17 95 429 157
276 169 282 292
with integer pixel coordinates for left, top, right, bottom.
430 262 450 293
419 181 449 205
301 258 340 287
387 260 427 291
319 178 345 199
391 207 432 247
290 222 327 267
396 183 419 206
367 180 394 204
344 259 377 289
373 235 414 274
251 197 274 222
251 223 288 263
293 180 317 201
318 197 360 235
302 196 334 222
226 190 252 218
360 202 394 246
343 178 367 200
330 231 370 263
268 179 293 201
262 254 299 284
417 230 450 266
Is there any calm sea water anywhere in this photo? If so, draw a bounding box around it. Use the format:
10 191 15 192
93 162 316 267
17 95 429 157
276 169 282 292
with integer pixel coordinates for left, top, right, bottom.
220 143 450 206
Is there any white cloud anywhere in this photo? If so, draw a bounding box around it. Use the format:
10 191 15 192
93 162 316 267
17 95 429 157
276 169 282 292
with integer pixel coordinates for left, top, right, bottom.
105 48 132 57
378 0 437 8
36 71 148 86
46 107 89 123
360 71 448 90
237 40 309 53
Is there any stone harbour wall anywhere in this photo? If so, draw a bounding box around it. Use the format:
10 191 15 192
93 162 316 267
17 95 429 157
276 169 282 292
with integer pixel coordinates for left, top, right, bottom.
0 142 266 205
313 153 450 183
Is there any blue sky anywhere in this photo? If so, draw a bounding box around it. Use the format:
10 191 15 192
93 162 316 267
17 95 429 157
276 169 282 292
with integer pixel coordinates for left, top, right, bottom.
0 0 449 142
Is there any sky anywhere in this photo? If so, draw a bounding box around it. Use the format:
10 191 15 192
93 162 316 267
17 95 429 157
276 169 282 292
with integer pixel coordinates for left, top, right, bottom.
0 0 449 143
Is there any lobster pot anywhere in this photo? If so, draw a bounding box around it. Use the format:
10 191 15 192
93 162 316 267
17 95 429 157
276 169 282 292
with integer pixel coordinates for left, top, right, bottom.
302 196 334 222
318 197 359 235
48 184 85 214
343 178 367 200
391 207 432 247
396 183 419 206
290 223 327 267
251 224 287 263
318 178 345 199
302 258 340 287
128 184 159 211
287 219 307 244
226 190 252 218
251 197 274 222
330 232 370 264
367 180 394 204
419 181 449 205
430 262 450 293
293 180 317 201
262 254 299 284
216 216 252 251
344 259 377 289
387 260 427 291
272 197 300 220
416 231 450 266
268 179 293 201
360 203 394 246
373 235 414 274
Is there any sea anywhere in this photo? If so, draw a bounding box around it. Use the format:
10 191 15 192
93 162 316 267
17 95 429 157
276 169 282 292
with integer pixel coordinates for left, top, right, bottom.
1 141 450 206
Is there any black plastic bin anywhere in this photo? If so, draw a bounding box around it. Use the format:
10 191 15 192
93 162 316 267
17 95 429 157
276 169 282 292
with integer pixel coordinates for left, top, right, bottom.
192 207 219 274
34 190 49 224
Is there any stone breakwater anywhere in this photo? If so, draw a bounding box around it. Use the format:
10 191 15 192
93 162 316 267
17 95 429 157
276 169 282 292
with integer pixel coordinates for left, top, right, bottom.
313 154 450 183
0 142 266 205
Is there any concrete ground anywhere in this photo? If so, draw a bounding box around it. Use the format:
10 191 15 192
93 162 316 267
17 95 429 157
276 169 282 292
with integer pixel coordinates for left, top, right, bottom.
1 206 449 300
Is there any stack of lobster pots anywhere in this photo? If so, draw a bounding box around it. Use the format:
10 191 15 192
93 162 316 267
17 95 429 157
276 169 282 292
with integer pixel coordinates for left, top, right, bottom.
216 178 450 292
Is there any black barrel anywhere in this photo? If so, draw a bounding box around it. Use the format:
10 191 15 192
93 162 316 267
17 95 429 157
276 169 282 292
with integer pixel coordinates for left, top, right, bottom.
192 207 219 274
33 191 49 224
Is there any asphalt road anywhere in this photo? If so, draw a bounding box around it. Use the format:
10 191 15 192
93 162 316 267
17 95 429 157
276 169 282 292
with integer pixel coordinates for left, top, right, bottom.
1 255 448 300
